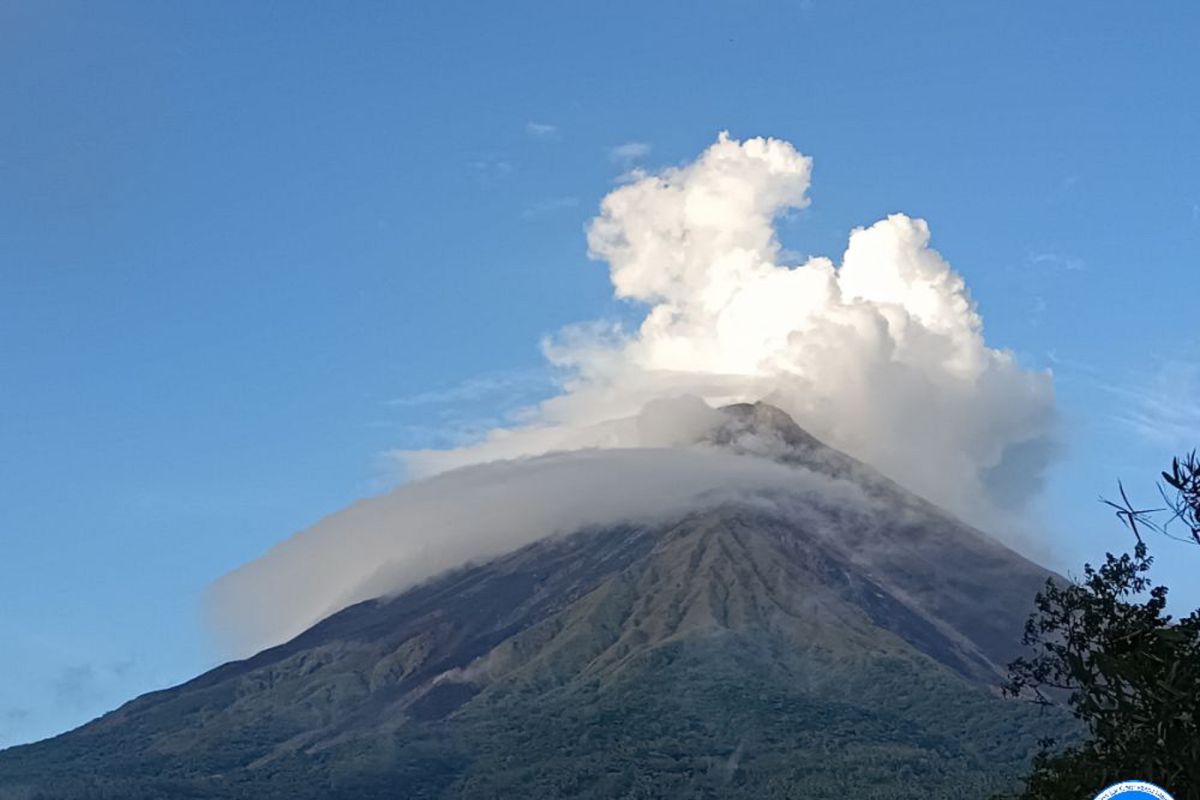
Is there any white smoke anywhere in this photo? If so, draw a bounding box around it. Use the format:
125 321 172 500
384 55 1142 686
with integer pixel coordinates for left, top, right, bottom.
401 132 1057 524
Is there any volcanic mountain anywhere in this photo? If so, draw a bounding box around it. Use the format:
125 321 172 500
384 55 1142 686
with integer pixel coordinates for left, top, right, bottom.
0 403 1070 799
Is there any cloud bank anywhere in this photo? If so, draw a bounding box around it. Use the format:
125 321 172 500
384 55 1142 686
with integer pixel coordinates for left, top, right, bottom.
212 445 864 657
402 132 1057 524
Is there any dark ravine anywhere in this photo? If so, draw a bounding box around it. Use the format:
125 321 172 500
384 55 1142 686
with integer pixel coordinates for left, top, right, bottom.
0 403 1073 799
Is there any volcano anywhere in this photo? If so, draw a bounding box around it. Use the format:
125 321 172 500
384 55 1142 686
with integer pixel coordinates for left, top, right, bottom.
0 403 1069 799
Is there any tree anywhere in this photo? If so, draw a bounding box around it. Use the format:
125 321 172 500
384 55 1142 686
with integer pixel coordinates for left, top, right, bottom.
1001 454 1200 799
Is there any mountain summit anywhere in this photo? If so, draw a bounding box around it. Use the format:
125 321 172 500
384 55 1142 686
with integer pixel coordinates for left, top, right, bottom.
0 403 1068 799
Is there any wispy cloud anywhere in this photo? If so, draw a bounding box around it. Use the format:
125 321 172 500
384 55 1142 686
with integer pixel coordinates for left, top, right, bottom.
381 368 556 471
466 155 515 182
609 141 652 164
521 195 579 219
1108 359 1200 448
1028 251 1086 272
388 368 552 409
526 121 560 140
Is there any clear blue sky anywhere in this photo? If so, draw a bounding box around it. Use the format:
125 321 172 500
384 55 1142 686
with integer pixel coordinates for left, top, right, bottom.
2 1 1198 747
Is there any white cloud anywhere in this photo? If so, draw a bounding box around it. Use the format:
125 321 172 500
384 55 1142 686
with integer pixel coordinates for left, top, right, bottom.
387 369 551 409
1110 358 1200 448
399 133 1058 527
466 156 514 181
211 133 1061 656
211 440 866 656
526 121 559 140
609 141 652 163
381 369 556 455
1029 251 1086 272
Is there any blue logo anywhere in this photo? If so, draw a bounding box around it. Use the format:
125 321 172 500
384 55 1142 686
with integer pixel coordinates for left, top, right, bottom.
1092 781 1176 800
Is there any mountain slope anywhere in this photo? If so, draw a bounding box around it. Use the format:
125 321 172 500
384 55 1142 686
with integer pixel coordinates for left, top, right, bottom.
0 404 1072 799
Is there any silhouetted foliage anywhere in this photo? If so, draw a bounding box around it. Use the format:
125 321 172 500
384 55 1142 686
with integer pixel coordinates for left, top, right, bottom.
1002 455 1200 799
1158 451 1200 545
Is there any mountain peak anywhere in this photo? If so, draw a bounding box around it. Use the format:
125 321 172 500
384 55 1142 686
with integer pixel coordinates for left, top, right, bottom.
704 400 872 487
711 401 827 453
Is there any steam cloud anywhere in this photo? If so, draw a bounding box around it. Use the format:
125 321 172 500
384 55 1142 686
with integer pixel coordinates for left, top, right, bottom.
211 133 1057 656
402 133 1057 522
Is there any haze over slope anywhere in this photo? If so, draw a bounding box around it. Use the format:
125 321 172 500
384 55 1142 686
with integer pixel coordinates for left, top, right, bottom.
212 400 864 656
211 398 1048 660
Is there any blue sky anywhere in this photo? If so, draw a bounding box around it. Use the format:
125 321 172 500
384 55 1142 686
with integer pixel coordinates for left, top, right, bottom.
2 1 1198 747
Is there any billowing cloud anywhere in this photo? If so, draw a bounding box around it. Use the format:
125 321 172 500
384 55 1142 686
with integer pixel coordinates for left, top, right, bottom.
401 133 1057 526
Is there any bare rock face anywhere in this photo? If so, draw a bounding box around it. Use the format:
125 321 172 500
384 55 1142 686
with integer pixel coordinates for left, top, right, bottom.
0 403 1070 800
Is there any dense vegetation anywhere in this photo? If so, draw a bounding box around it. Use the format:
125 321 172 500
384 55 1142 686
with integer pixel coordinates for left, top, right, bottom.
1002 454 1200 800
0 638 1067 799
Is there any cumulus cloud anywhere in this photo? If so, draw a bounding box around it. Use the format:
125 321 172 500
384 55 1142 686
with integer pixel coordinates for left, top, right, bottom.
212 441 865 656
401 132 1058 525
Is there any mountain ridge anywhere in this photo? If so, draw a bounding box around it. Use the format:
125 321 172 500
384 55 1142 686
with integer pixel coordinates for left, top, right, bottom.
0 403 1071 799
